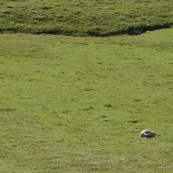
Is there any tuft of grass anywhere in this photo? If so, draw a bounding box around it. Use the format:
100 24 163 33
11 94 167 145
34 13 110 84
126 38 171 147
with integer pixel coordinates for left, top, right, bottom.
0 29 173 172
0 0 173 36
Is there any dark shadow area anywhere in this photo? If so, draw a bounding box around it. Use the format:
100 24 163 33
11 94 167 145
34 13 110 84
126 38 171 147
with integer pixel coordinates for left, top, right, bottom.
99 23 172 37
0 23 172 37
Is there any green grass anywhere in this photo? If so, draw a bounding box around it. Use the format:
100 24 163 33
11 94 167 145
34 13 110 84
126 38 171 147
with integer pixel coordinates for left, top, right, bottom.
0 28 173 172
0 0 173 36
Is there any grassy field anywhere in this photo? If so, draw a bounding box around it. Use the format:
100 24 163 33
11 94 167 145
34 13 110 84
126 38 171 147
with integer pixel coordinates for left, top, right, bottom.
0 28 173 172
0 0 173 36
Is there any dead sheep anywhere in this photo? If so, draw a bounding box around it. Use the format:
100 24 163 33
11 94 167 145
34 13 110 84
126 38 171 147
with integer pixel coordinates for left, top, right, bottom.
140 129 157 138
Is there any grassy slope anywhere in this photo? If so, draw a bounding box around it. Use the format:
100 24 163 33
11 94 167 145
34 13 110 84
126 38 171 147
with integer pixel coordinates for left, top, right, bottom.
0 0 173 36
0 29 173 172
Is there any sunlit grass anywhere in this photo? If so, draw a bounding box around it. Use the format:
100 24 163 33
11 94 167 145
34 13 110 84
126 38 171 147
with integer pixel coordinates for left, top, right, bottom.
0 29 173 172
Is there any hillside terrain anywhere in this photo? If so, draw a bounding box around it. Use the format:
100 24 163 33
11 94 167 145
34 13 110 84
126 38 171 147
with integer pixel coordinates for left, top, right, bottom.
1 0 173 172
0 0 173 36
0 29 173 172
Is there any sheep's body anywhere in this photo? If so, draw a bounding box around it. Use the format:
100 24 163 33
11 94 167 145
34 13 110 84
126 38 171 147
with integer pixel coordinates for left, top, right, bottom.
140 129 157 138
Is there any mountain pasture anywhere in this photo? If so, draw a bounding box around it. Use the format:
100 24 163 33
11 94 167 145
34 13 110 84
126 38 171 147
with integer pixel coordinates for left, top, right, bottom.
0 29 173 172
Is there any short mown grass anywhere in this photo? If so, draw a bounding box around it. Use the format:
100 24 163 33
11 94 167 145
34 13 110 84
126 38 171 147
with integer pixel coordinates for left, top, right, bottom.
0 0 173 36
0 29 173 172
